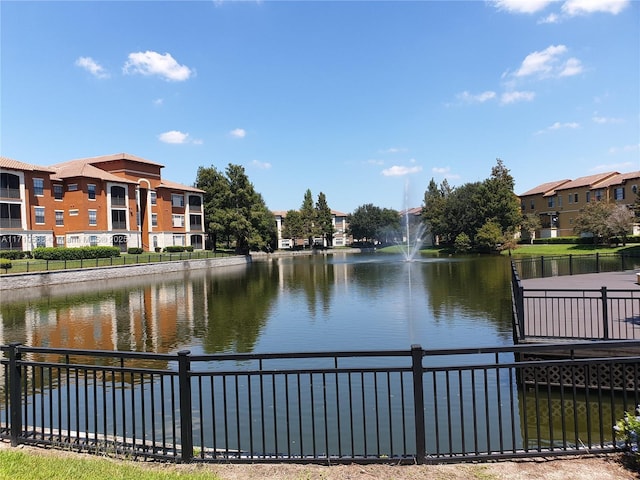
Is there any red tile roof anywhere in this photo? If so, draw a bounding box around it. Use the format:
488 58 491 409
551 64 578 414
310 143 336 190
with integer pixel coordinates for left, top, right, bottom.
554 172 618 191
0 156 56 173
519 180 571 197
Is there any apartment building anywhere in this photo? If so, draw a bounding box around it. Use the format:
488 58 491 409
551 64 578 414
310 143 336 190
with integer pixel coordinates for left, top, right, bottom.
274 210 351 249
519 170 640 239
0 153 205 252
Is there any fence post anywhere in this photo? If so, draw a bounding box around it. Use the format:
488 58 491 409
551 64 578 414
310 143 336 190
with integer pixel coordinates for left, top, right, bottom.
177 350 193 462
540 256 544 277
518 285 526 340
411 344 426 464
569 254 573 276
596 253 600 273
8 343 23 447
601 287 609 340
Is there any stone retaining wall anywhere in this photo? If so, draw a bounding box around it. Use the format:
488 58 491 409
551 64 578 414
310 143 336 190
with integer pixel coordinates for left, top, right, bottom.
0 255 251 290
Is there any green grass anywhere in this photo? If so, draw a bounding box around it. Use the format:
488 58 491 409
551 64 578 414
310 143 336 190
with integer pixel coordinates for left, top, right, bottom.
506 243 640 257
0 449 221 480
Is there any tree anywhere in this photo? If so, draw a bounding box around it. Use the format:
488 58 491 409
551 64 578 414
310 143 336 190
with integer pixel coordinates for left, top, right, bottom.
454 232 471 253
281 210 304 248
475 220 503 252
607 205 635 245
484 159 522 235
300 189 317 248
573 201 614 244
315 192 334 247
196 164 275 253
196 166 232 250
422 178 448 244
347 204 400 245
521 213 542 244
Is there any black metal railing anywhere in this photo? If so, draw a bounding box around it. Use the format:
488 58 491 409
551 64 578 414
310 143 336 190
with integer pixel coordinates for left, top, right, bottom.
511 260 640 343
0 250 236 274
512 253 640 280
1 342 639 463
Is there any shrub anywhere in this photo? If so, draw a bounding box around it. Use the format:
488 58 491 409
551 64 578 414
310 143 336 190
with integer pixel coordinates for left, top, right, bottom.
127 247 144 255
0 260 12 271
164 246 185 253
185 246 194 252
615 406 640 463
454 232 471 253
32 246 121 260
0 250 25 260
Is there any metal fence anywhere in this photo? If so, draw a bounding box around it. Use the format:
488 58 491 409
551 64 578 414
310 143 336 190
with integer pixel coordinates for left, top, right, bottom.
512 253 640 280
0 250 234 274
511 258 640 342
1 342 639 463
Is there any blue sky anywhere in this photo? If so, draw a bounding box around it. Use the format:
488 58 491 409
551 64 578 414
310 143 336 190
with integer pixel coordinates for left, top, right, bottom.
2 0 638 213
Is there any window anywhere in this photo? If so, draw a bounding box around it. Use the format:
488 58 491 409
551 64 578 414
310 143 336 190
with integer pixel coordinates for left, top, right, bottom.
632 185 638 194
88 184 96 200
55 210 64 226
151 213 158 227
1 172 20 198
172 234 185 246
188 195 202 211
53 184 64 200
88 210 97 226
56 236 65 247
614 187 625 200
547 197 555 208
69 235 80 245
69 209 79 216
68 184 78 192
530 200 535 210
150 191 157 205
557 195 562 207
595 189 603 201
112 210 127 229
586 191 591 202
573 193 578 203
172 194 184 208
35 236 46 247
1 203 22 228
172 214 185 227
189 214 202 230
111 186 126 206
33 178 44 196
35 207 45 224
89 235 98 247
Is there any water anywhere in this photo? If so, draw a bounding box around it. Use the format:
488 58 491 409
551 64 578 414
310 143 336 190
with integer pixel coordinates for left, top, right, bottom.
0 252 514 353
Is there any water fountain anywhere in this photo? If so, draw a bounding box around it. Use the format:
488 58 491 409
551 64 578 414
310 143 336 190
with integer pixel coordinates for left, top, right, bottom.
399 180 428 262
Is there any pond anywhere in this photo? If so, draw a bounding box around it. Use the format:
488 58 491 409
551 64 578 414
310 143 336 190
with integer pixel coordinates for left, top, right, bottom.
0 252 515 353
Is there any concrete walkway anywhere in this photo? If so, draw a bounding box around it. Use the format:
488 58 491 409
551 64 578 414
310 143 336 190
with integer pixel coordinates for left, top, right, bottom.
521 270 640 290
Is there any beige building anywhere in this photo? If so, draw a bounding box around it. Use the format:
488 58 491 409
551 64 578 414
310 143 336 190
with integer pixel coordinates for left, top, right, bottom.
274 210 350 249
519 171 640 239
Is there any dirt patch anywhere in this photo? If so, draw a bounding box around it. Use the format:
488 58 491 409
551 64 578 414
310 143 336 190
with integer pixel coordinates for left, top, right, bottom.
3 443 639 480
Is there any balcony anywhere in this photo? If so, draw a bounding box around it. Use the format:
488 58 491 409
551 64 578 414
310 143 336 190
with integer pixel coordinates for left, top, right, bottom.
0 218 23 229
0 187 21 199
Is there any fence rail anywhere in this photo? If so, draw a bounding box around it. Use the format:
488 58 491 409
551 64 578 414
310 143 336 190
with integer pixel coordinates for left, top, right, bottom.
0 250 234 274
512 253 640 280
511 256 640 343
1 342 639 463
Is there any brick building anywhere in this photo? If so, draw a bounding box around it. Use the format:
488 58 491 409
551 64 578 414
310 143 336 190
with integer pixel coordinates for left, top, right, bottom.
0 153 205 252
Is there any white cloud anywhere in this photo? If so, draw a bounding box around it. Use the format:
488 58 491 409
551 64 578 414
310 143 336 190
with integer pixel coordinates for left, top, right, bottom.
538 12 560 23
153 98 164 106
559 57 583 76
75 56 109 79
456 90 497 104
515 45 567 77
229 128 247 138
251 159 271 169
381 165 423 177
500 91 536 104
493 0 556 14
124 51 193 82
608 144 640 155
534 121 580 134
158 130 201 144
592 114 623 124
562 0 629 16
379 147 408 154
